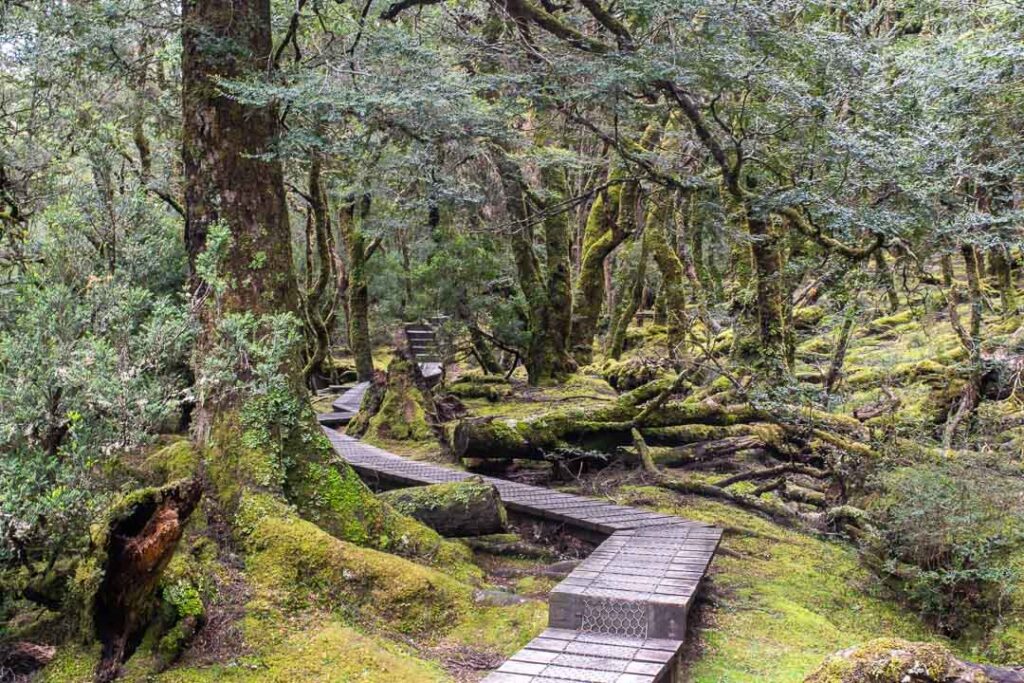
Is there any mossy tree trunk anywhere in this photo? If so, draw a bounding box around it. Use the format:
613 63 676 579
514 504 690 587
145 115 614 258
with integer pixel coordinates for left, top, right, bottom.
299 154 339 384
647 194 690 353
742 213 791 376
607 234 647 360
183 0 302 435
338 194 378 382
569 120 662 365
495 149 576 384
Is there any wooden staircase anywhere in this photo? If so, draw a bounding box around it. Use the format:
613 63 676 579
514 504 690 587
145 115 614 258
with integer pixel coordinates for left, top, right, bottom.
403 317 447 382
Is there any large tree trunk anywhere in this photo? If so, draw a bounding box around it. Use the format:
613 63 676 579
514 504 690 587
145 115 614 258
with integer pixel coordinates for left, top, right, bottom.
569 177 621 364
538 165 576 376
183 0 301 434
496 150 575 384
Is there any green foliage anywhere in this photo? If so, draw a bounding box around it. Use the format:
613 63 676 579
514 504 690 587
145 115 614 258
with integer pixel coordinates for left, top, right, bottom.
0 273 190 570
865 461 1024 637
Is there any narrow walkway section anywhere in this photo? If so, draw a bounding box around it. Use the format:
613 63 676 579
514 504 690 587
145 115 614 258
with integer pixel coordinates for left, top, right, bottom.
320 383 722 683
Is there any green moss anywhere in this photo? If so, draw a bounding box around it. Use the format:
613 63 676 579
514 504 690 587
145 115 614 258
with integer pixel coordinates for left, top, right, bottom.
792 305 825 329
156 618 450 682
37 644 100 683
513 575 556 595
236 492 471 636
845 358 950 388
864 309 915 335
145 440 200 482
441 601 547 656
613 487 940 682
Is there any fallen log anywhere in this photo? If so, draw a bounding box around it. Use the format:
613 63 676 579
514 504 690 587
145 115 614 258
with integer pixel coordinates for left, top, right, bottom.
452 397 865 462
377 478 507 537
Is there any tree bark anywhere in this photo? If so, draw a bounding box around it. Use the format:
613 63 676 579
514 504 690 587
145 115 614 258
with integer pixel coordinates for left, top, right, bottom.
183 0 301 434
338 195 376 382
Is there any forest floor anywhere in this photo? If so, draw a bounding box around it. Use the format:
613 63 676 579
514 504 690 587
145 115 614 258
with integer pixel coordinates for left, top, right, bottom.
20 300 1024 683
346 301 1024 681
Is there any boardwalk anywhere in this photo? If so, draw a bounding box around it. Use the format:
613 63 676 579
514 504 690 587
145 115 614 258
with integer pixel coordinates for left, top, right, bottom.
320 383 721 683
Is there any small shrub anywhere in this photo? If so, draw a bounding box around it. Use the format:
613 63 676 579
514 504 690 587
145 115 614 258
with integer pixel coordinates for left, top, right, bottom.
864 461 1024 636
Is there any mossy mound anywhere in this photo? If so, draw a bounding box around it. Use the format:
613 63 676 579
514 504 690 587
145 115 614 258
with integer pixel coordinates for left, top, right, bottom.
287 460 480 580
366 356 434 442
40 618 450 683
236 493 471 636
804 638 983 683
159 618 450 683
144 440 201 483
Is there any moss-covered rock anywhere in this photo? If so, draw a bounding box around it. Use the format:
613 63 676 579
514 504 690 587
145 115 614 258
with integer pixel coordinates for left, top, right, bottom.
378 479 507 537
804 639 987 683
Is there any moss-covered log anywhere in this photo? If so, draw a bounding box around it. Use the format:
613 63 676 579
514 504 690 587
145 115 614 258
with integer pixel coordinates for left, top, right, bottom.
451 380 868 461
377 479 507 537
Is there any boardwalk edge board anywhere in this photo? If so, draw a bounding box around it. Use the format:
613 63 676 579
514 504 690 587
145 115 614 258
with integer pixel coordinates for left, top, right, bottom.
320 382 722 683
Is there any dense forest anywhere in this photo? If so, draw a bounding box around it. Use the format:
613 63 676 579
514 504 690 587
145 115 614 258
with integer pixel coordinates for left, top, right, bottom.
1 0 1023 681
